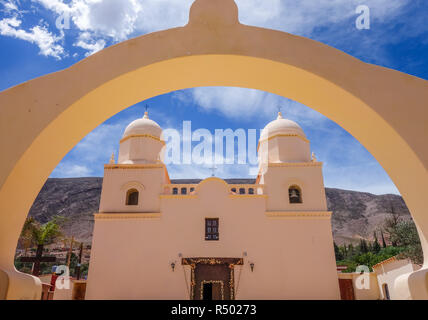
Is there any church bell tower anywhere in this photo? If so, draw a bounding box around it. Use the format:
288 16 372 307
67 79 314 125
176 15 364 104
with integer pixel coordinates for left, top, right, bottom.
258 112 329 213
98 111 169 214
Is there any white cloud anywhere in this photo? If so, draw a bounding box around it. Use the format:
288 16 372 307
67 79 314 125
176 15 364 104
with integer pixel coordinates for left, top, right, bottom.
74 32 106 55
71 0 142 40
50 118 131 178
235 0 409 36
1 0 18 13
29 0 193 56
174 87 327 126
51 163 92 177
178 87 279 120
72 121 126 162
1 0 414 58
0 16 64 59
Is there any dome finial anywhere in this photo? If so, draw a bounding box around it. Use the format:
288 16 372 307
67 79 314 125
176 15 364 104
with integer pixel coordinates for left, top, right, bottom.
277 106 284 119
109 152 116 164
311 152 317 162
143 104 149 119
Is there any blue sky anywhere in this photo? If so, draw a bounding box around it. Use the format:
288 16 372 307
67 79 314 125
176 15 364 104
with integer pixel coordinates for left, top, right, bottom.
1 0 427 195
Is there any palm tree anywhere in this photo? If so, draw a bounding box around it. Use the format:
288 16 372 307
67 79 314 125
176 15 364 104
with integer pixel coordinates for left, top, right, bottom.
20 216 65 256
19 216 66 275
32 217 65 246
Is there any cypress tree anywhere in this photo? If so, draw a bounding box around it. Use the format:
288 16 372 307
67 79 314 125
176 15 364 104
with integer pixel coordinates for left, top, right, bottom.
367 241 373 252
360 239 368 253
342 244 348 257
381 230 387 248
373 231 381 253
348 243 354 258
334 242 343 260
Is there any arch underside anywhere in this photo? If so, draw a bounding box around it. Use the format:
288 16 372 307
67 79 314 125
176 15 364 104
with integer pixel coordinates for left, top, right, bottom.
0 15 427 299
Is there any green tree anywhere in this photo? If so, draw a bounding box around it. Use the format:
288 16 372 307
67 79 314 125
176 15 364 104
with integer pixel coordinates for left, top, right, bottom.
334 242 344 261
389 220 423 265
380 230 387 248
367 241 373 253
18 217 37 255
359 239 369 253
17 216 66 274
338 246 404 273
29 216 65 246
347 243 354 258
79 263 90 278
340 244 348 259
69 252 79 274
372 231 381 253
383 203 401 247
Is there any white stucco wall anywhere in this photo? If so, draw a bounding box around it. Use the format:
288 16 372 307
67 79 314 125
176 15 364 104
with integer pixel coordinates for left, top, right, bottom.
374 259 420 300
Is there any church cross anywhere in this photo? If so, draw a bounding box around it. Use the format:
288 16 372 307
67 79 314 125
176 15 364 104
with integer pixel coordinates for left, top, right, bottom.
19 244 56 276
210 164 218 177
277 105 285 117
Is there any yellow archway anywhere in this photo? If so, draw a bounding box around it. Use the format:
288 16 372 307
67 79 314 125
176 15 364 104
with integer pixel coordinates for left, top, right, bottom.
0 0 427 299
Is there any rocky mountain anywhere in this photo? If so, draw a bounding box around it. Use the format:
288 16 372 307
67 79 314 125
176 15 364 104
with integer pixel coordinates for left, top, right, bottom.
325 188 410 244
27 178 411 245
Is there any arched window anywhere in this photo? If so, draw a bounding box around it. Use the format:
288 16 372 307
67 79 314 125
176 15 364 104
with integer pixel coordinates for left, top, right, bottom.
181 187 187 195
288 186 302 204
126 189 139 206
172 188 178 195
248 188 254 195
239 188 246 195
231 188 237 193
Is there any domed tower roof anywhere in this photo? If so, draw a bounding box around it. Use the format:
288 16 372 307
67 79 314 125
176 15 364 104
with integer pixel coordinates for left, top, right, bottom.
122 111 162 139
259 112 311 164
118 111 164 165
260 112 306 141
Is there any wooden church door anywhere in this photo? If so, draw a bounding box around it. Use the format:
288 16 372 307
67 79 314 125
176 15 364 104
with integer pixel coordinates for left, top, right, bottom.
195 264 229 300
182 257 243 300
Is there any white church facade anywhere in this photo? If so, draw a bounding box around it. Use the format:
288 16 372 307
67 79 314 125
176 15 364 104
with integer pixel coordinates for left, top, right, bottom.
86 111 340 300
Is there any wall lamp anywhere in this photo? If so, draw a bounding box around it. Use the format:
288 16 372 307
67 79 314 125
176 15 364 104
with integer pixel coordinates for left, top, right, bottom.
250 262 255 272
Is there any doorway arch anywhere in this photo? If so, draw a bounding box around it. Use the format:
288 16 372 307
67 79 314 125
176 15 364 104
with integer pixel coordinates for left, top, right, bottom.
0 0 427 299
